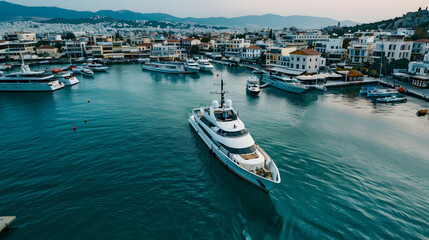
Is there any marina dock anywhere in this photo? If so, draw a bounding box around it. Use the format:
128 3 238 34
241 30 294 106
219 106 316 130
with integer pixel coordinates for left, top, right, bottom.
0 216 16 232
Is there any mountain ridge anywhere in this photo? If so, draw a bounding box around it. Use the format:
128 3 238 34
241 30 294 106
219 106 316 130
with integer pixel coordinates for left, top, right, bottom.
0 1 358 28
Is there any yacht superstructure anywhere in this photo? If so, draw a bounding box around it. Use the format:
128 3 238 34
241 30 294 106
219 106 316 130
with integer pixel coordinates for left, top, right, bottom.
185 59 200 73
197 59 214 72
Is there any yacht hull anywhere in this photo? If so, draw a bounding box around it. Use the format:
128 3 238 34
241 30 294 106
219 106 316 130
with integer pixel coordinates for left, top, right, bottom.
0 82 64 91
60 76 79 86
262 76 307 94
189 115 279 193
141 65 185 74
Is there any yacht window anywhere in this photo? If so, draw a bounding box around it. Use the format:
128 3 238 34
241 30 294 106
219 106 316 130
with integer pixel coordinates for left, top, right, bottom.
217 128 248 137
219 143 256 154
215 110 237 121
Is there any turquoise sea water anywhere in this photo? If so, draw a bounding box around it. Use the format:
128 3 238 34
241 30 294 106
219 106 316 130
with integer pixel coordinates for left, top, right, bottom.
0 64 428 239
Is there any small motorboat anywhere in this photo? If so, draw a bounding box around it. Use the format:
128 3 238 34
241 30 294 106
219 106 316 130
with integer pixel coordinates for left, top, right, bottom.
416 109 428 116
376 95 407 103
0 64 13 71
246 76 261 95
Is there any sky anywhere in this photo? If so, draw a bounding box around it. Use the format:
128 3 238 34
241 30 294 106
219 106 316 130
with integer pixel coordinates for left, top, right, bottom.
3 0 429 23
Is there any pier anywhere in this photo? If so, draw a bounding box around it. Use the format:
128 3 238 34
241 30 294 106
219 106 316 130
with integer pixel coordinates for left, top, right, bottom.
0 216 16 232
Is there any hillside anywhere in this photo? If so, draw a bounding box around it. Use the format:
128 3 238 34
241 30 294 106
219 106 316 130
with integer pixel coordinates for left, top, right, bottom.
0 1 358 28
344 9 429 32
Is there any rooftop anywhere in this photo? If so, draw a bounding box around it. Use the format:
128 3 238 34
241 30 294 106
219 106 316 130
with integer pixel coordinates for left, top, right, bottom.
290 49 321 55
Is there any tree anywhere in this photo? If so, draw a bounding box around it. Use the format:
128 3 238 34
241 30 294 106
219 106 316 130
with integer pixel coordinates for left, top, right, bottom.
258 52 266 66
115 31 123 41
190 45 199 55
269 29 273 39
411 27 427 40
342 38 351 49
36 40 50 48
201 37 210 43
54 42 63 53
64 32 76 40
126 39 131 45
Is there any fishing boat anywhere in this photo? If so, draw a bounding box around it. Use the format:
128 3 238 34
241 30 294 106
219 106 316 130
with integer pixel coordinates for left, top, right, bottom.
246 76 261 95
188 78 281 192
376 94 407 103
261 74 307 94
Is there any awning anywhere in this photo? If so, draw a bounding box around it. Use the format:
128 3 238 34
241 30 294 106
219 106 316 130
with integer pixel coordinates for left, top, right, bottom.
411 75 429 80
269 67 304 76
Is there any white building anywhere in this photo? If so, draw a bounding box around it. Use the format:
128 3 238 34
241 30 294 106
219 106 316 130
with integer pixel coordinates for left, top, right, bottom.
241 46 261 60
412 39 429 61
281 49 325 74
314 38 345 64
151 40 182 60
395 28 416 38
407 53 429 88
279 31 329 44
408 53 429 75
347 36 376 64
224 38 250 57
63 41 87 58
371 37 412 63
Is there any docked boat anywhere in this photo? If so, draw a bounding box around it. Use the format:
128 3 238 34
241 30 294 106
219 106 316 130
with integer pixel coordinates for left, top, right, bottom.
376 94 407 103
360 86 378 95
185 59 200 73
141 60 187 74
197 59 214 72
188 79 281 193
50 70 79 86
70 66 94 76
0 64 64 91
367 87 398 97
0 64 13 71
82 63 109 72
261 74 307 94
246 76 261 95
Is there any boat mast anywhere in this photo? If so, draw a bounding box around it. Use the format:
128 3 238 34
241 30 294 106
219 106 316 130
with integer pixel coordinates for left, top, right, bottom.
220 77 225 108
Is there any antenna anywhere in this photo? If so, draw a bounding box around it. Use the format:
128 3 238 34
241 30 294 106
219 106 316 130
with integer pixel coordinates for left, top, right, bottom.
210 73 228 108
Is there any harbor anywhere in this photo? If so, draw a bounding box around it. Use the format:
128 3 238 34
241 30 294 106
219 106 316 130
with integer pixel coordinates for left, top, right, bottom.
1 1 429 239
1 64 428 239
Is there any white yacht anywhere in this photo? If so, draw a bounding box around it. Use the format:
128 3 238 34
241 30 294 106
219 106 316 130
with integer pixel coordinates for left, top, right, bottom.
70 66 94 76
0 64 13 71
189 79 281 192
246 76 261 95
262 74 307 94
0 64 64 91
197 59 214 72
141 60 187 74
82 63 109 72
185 59 200 73
50 70 79 86
366 87 398 97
